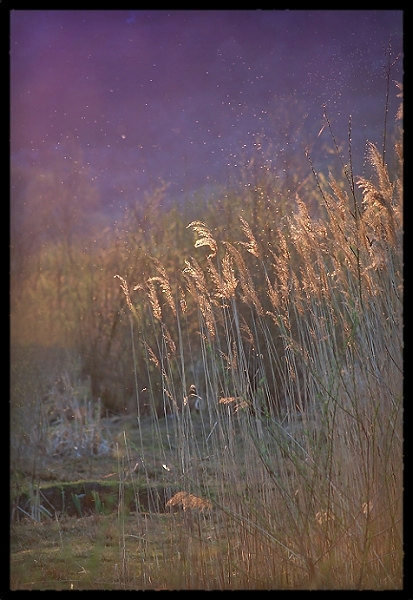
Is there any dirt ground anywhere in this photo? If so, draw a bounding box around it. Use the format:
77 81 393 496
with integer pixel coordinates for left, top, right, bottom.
10 414 226 590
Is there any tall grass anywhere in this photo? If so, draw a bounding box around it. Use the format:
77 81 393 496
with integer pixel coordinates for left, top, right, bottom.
116 105 403 588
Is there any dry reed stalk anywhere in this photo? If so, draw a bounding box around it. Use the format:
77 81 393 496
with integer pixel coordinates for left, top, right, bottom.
224 242 263 315
145 278 163 322
239 215 260 258
187 221 218 259
206 252 238 301
151 258 177 316
183 258 216 337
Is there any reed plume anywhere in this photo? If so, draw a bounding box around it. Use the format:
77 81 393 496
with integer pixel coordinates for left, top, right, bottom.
187 220 218 259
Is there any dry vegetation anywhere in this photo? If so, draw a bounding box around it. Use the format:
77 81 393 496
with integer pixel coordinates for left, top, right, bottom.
10 82 403 589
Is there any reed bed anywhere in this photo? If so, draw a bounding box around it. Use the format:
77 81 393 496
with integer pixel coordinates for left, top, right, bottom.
11 79 403 589
115 124 403 589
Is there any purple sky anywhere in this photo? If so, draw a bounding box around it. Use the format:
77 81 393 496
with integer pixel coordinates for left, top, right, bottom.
11 10 403 217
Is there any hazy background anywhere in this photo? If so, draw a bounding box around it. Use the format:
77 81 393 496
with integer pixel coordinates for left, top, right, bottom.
11 10 403 224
